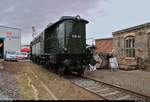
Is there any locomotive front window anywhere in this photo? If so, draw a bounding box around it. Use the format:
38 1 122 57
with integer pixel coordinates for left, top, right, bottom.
65 21 73 37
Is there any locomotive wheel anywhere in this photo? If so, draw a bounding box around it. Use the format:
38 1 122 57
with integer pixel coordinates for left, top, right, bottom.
45 63 49 70
39 59 41 65
57 67 65 76
33 57 36 63
83 65 91 75
50 64 57 73
31 59 34 63
45 60 49 68
77 71 83 76
77 66 85 76
69 65 85 76
35 58 38 64
37 59 40 65
34 58 37 63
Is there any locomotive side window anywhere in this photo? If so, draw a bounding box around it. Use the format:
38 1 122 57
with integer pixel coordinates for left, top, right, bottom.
65 20 73 38
57 22 65 52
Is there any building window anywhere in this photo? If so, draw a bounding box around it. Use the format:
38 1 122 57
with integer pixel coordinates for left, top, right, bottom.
125 36 135 57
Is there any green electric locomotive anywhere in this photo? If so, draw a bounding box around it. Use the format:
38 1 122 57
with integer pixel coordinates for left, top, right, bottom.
30 15 92 75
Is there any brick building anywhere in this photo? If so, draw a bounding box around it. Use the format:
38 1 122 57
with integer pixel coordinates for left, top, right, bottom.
113 22 150 69
95 38 113 54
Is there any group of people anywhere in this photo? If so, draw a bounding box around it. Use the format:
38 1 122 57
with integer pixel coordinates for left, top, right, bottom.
86 46 119 72
87 52 119 72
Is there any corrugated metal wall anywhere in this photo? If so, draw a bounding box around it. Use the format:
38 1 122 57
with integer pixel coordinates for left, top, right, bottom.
0 26 21 56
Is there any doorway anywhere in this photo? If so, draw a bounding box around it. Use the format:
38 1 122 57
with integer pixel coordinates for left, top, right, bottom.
0 39 4 59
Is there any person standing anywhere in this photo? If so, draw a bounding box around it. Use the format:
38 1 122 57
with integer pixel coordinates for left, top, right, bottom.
89 56 97 71
109 56 119 72
106 53 113 68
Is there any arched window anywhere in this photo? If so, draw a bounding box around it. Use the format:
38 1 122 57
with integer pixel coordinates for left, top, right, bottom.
125 36 135 57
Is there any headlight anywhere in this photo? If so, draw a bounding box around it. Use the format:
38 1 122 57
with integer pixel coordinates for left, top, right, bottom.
76 15 81 20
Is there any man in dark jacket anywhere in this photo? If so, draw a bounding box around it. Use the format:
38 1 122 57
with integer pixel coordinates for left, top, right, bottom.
106 53 113 68
89 57 97 71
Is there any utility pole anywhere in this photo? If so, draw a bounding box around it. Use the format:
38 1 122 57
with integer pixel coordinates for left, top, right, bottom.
32 26 36 38
86 38 95 45
144 24 150 59
86 38 96 54
147 32 150 59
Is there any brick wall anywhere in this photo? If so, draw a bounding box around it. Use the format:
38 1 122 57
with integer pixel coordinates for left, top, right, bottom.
95 38 113 54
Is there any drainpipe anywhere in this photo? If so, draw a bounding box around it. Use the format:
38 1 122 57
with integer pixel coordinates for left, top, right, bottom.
148 33 150 59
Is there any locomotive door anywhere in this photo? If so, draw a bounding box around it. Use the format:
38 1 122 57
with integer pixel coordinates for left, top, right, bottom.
67 21 85 54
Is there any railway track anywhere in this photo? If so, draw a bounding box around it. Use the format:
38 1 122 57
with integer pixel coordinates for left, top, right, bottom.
66 75 150 100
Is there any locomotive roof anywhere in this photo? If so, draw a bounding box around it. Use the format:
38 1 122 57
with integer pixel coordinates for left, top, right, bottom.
60 16 89 23
32 16 89 42
45 16 89 30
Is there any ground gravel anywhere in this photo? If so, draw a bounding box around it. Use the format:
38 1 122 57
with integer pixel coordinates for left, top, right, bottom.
1 60 103 100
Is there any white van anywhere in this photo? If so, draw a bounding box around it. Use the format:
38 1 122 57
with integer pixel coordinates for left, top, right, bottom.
4 51 17 61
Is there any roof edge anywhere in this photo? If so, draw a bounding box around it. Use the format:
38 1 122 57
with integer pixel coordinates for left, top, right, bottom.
95 37 113 41
0 25 21 31
113 22 150 34
60 16 89 23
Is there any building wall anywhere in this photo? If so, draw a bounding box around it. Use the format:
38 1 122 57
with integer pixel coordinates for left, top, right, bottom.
113 25 150 66
114 34 124 60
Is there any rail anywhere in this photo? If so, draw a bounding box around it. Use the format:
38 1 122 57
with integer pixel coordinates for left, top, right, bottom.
66 75 150 100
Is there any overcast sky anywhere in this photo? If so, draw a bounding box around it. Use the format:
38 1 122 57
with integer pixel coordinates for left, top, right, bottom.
0 0 150 45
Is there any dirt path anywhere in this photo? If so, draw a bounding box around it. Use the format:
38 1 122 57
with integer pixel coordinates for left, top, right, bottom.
2 61 102 100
